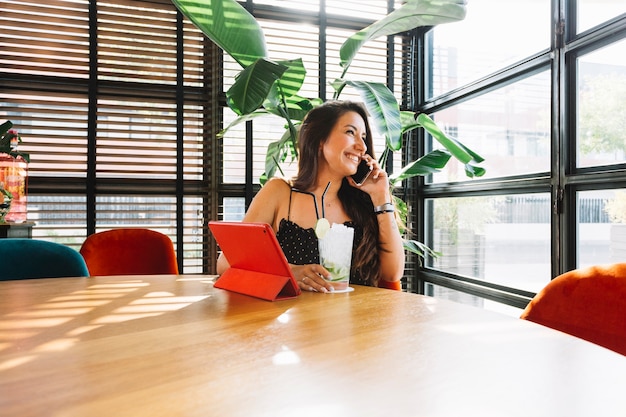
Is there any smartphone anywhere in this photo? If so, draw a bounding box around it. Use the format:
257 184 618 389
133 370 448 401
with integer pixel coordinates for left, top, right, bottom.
351 159 372 185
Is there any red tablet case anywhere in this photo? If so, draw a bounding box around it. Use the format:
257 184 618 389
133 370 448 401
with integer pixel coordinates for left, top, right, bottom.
208 221 301 301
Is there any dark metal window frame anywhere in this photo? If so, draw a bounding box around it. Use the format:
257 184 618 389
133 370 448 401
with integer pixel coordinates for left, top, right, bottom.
408 2 626 308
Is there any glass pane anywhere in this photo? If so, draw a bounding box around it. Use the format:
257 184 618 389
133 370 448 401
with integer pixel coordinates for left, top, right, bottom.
428 0 550 97
252 116 299 183
326 27 388 100
260 18 320 99
222 108 246 184
182 104 205 182
327 1 389 20
254 0 319 13
97 3 177 85
578 189 626 268
95 195 177 230
223 197 245 221
0 92 89 179
577 0 626 34
428 194 551 293
425 283 524 318
0 0 90 79
96 98 178 180
430 71 551 183
223 53 239 91
28 195 87 251
182 196 205 274
577 40 626 169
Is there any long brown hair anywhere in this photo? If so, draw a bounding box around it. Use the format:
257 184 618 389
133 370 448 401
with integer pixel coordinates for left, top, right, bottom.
292 101 381 286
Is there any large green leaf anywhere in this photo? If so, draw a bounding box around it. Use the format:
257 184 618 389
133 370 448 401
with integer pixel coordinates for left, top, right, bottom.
264 140 284 182
404 239 441 260
264 128 298 181
171 0 267 67
389 149 452 185
417 113 486 178
340 80 403 151
264 96 320 122
464 163 487 178
226 58 288 115
340 0 467 72
392 195 408 232
400 110 421 134
274 58 306 99
417 113 474 164
261 59 307 113
217 109 273 138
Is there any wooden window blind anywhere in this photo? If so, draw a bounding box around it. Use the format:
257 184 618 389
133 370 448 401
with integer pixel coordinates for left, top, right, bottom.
0 0 213 273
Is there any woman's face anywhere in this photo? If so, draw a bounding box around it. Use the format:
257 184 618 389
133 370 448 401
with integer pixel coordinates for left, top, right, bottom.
320 111 368 177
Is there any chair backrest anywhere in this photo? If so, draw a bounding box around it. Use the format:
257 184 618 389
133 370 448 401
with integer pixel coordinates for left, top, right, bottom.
378 279 402 291
520 263 626 355
79 228 179 276
0 238 90 280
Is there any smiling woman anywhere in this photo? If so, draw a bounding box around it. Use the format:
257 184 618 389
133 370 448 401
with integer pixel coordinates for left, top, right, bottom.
216 101 406 291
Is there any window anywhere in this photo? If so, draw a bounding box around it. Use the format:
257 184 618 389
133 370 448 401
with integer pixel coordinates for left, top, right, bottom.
417 1 626 315
427 0 551 98
0 0 211 272
576 40 626 169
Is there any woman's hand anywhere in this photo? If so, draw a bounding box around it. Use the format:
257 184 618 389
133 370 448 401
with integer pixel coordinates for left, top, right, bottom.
291 264 334 293
347 156 392 205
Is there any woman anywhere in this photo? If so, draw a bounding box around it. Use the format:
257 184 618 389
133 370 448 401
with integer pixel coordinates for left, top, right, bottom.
217 101 405 292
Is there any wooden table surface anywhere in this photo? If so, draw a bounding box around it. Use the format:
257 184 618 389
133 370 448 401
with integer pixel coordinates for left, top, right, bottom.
1 275 625 417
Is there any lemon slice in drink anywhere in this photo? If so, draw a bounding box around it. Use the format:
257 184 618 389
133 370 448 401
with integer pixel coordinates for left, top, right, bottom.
315 218 330 238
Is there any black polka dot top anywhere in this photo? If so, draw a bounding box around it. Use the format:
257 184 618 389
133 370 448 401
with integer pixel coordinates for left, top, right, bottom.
275 188 366 285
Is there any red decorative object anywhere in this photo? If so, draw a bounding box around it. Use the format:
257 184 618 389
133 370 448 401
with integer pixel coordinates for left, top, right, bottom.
0 153 28 223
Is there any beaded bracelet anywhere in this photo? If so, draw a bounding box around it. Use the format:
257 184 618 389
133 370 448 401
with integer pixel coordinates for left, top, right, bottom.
374 202 394 215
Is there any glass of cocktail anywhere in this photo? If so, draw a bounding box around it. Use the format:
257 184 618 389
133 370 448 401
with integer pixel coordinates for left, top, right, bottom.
318 223 354 292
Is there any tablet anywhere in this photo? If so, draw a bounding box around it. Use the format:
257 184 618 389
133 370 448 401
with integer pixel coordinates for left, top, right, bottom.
208 221 301 301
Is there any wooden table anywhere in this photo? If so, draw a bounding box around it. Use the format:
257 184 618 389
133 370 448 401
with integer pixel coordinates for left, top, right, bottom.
1 275 625 417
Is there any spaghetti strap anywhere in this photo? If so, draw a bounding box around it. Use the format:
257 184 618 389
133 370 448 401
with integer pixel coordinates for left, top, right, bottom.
287 188 294 220
290 182 330 220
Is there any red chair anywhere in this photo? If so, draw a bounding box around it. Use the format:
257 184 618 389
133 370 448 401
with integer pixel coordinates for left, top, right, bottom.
378 279 402 291
80 228 179 276
521 263 626 355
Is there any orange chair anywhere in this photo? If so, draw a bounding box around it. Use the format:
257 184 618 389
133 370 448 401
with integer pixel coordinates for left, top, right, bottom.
521 263 626 355
378 279 402 291
80 228 179 276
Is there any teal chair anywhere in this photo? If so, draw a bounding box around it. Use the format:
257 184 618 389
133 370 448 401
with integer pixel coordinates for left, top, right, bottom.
0 238 90 280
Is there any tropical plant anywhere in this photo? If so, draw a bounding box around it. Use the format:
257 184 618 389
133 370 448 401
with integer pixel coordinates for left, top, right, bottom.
170 0 486 258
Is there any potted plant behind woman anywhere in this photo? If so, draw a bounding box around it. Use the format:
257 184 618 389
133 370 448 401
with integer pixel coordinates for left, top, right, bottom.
171 0 485 260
